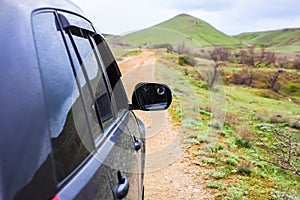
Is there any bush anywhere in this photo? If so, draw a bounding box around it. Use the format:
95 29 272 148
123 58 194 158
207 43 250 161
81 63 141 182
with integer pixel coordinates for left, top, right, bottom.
152 43 174 53
225 187 245 200
288 83 299 93
294 55 300 70
226 158 238 166
206 181 227 190
237 161 252 176
210 171 227 180
178 55 197 66
235 137 252 149
230 68 251 85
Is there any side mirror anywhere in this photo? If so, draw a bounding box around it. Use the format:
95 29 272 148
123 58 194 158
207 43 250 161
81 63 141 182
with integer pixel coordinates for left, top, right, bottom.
130 83 172 111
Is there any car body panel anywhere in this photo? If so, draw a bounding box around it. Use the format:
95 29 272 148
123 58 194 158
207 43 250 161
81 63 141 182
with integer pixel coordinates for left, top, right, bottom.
0 1 146 199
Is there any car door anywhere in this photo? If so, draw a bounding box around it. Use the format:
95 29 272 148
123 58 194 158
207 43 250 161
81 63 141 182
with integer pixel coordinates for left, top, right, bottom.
32 9 140 199
93 34 145 199
55 11 141 199
32 10 116 199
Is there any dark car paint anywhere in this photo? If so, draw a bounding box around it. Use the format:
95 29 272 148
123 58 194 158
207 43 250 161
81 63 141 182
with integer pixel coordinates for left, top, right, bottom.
0 0 147 199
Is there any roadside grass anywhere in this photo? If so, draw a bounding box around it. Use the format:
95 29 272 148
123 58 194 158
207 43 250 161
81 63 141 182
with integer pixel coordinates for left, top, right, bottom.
155 50 300 199
122 49 142 57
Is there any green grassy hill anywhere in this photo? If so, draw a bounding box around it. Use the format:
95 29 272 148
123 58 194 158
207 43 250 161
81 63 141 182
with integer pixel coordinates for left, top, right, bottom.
235 28 300 52
117 14 241 48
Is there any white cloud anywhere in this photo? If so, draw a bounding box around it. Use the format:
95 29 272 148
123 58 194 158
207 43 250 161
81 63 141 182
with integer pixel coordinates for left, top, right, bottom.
72 0 180 34
71 0 300 35
153 0 236 11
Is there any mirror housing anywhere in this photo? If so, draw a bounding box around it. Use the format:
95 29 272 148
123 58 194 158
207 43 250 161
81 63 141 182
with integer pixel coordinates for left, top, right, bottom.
130 83 172 111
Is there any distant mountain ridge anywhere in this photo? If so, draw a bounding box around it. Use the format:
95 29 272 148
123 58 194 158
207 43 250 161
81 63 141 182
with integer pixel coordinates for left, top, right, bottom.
119 13 240 47
152 14 240 46
235 28 300 52
110 13 300 52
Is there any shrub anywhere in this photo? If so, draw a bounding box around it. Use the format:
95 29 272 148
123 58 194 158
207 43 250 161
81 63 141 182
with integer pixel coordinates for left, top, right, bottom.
176 42 190 54
210 171 227 180
123 49 142 57
152 43 174 53
206 181 227 190
235 137 252 149
178 55 197 66
269 114 285 123
226 158 238 166
293 55 300 70
230 67 251 86
201 157 217 165
272 192 299 200
237 161 252 176
256 128 300 175
288 83 299 93
225 187 245 200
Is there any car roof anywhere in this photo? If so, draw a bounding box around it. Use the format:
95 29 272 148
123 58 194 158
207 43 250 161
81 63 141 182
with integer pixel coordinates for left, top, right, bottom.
0 0 89 199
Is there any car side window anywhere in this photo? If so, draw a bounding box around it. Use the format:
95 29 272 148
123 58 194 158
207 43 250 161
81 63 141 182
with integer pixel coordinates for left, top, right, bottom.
32 12 94 183
93 35 129 116
62 24 114 138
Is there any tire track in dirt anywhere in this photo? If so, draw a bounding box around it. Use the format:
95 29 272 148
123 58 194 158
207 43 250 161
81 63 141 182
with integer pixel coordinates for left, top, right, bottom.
118 50 213 200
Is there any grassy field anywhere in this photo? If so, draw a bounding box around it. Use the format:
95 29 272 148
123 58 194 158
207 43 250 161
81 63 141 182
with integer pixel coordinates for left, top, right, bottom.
154 50 300 199
235 28 300 53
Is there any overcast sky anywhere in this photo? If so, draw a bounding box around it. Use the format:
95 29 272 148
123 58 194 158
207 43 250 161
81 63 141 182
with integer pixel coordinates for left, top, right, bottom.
71 0 300 36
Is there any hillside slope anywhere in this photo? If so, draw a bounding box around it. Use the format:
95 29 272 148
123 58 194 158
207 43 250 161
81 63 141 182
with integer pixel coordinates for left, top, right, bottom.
119 14 240 47
235 28 300 52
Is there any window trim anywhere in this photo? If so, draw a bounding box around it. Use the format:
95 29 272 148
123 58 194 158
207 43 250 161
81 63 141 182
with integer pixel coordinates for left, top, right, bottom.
54 12 100 149
92 34 129 117
32 10 97 187
58 12 123 143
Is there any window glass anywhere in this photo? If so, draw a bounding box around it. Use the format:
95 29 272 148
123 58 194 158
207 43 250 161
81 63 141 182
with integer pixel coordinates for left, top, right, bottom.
66 28 113 136
32 12 93 183
94 35 129 115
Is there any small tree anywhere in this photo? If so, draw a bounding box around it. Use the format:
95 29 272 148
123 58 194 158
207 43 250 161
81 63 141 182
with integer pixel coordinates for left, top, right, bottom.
264 51 276 67
230 67 252 85
209 46 231 62
256 128 300 176
152 43 174 53
176 42 190 55
237 49 248 64
268 70 285 93
178 55 197 66
275 56 288 68
235 46 277 86
294 55 300 70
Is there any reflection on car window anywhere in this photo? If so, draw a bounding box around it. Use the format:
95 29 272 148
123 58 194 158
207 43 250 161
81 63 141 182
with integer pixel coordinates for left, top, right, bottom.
94 35 129 115
66 28 114 137
32 12 94 183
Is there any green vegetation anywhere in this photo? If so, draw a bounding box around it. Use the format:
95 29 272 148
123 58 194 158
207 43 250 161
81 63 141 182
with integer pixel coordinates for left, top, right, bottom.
112 12 300 199
122 49 142 57
119 14 241 48
154 49 300 199
110 13 300 54
235 28 300 53
154 14 240 46
178 54 197 66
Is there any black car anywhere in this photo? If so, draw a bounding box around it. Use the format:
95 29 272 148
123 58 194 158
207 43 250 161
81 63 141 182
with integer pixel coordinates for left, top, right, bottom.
0 0 172 199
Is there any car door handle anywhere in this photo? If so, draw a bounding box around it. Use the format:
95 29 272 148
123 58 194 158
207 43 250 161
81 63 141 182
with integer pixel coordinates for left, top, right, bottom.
113 171 129 199
133 136 142 152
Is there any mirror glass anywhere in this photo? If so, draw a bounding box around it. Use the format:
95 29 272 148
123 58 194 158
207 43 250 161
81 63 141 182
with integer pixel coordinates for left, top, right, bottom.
132 83 172 111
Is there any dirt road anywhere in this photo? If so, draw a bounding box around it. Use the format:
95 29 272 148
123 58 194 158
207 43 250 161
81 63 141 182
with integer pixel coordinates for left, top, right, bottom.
118 50 212 199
